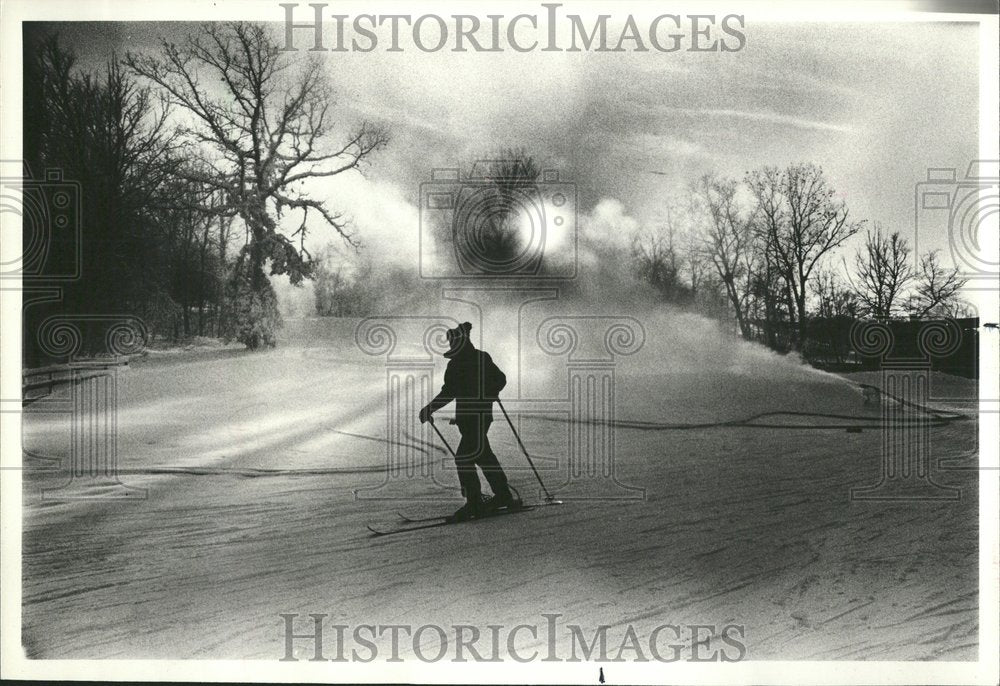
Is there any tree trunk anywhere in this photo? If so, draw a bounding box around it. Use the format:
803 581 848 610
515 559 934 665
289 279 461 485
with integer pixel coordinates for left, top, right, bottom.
198 225 209 336
180 226 191 338
216 218 228 338
795 290 808 350
764 290 777 349
248 201 271 294
781 281 796 350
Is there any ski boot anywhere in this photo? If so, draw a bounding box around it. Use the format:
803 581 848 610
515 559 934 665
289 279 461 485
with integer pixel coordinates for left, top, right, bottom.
447 496 486 523
484 487 521 514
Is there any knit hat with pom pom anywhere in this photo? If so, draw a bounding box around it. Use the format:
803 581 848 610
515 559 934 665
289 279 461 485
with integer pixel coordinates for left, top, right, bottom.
444 321 472 355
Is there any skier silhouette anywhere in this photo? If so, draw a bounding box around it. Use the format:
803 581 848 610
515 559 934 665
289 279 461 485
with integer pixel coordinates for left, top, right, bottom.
419 321 519 521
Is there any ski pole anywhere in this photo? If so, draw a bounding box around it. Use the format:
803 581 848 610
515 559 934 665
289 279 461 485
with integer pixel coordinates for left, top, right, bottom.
428 418 457 458
496 399 558 503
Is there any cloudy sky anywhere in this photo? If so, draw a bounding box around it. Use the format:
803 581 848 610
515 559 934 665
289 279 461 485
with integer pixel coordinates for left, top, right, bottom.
41 17 981 272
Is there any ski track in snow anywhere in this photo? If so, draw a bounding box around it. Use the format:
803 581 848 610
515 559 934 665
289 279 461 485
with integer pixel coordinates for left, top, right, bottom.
19 343 979 661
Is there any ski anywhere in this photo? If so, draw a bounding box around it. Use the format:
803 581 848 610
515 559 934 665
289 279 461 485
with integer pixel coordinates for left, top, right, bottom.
368 504 537 537
367 520 452 536
395 498 563 524
395 511 443 524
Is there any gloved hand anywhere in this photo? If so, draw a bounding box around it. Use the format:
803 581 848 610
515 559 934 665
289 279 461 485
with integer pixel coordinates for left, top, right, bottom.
418 405 433 424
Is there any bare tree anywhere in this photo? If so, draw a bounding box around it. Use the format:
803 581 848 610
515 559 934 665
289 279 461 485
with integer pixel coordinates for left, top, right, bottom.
690 174 757 338
680 221 707 297
743 169 796 339
632 226 675 295
744 232 791 348
23 34 182 360
908 250 968 319
746 163 864 348
807 268 859 364
645 196 706 301
632 199 695 303
449 148 541 274
850 225 914 320
812 268 858 319
313 258 348 316
126 23 388 346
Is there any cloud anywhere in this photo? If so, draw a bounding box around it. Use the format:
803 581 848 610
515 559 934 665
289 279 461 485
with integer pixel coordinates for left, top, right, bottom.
583 198 640 242
657 106 855 134
576 197 640 279
287 171 420 269
52 19 976 273
630 133 706 159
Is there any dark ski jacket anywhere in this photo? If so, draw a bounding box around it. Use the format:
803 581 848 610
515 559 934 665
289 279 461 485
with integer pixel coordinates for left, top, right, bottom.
427 341 506 420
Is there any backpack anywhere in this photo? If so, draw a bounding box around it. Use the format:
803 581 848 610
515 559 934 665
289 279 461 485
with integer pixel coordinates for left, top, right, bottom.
482 352 507 399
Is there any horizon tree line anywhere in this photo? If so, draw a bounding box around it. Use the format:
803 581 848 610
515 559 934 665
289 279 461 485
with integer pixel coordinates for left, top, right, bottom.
23 22 387 365
22 25 969 367
629 163 971 356
307 157 970 360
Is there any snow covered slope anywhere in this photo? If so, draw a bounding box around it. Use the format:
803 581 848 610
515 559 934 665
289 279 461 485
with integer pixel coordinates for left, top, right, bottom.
20 318 978 661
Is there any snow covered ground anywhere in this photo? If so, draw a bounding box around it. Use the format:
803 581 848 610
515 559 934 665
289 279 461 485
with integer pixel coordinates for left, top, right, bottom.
19 317 979 661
